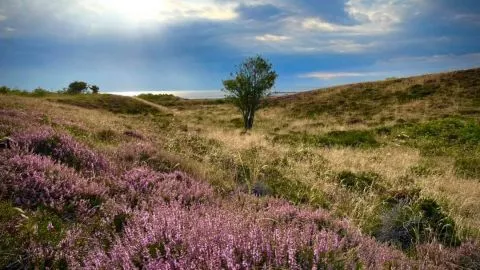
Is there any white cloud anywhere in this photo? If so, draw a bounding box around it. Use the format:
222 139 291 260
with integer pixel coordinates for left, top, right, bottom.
80 0 239 22
301 0 420 35
299 71 383 80
4 27 15 32
300 53 480 81
255 34 290 42
0 15 6 21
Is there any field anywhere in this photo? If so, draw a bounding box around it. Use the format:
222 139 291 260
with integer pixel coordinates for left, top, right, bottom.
1 68 480 269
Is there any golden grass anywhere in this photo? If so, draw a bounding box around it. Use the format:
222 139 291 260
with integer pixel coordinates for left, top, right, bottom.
2 68 479 243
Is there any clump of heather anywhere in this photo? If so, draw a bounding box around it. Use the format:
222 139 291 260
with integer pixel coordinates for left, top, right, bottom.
60 172 409 269
114 168 213 207
114 142 158 169
13 128 109 175
0 153 105 216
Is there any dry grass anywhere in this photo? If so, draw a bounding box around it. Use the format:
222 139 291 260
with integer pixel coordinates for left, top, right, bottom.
1 68 479 249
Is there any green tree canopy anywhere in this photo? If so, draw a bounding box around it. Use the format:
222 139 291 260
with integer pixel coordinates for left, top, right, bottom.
90 85 100 94
67 81 88 94
223 56 277 130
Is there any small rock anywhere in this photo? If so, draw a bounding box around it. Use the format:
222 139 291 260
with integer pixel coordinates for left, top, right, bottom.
0 137 15 149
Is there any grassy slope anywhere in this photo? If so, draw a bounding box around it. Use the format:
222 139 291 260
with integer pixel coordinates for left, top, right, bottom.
134 68 480 237
1 68 480 266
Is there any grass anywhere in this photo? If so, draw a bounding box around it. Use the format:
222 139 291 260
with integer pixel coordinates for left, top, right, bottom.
51 94 164 115
1 68 480 267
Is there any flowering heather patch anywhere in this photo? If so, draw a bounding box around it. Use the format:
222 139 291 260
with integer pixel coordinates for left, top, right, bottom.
2 126 479 269
0 153 105 216
13 128 109 175
68 194 410 269
114 142 158 169
116 168 214 207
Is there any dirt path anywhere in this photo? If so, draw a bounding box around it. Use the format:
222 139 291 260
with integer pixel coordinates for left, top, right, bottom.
131 96 174 115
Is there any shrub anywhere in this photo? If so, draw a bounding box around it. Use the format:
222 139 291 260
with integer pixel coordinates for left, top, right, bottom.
376 198 459 249
405 117 480 154
13 129 109 175
337 171 384 192
455 156 480 178
66 81 88 94
0 153 105 215
32 88 50 97
396 84 437 102
317 130 379 148
258 167 328 208
96 129 117 142
0 86 10 94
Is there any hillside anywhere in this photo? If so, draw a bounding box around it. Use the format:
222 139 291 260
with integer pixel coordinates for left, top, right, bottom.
1 68 480 269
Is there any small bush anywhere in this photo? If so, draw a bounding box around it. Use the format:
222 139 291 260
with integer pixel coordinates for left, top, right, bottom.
317 130 379 148
13 129 109 174
0 86 10 94
259 167 328 208
455 157 480 178
0 154 105 215
376 198 459 249
96 129 117 142
32 88 50 97
396 84 437 102
336 171 384 192
123 130 144 140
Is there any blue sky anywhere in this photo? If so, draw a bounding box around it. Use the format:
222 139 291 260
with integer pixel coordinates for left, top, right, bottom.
0 0 480 92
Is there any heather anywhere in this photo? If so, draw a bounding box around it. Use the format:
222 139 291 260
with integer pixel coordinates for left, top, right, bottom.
1 69 480 269
0 128 411 269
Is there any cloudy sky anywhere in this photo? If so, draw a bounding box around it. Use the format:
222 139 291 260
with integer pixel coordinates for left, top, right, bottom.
1 0 480 92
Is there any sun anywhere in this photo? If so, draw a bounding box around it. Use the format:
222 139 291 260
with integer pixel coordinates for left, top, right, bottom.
96 0 169 22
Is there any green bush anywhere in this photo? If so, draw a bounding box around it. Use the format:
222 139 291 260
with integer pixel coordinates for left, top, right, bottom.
396 84 438 102
137 93 181 106
336 171 384 192
96 129 117 142
317 130 379 148
0 86 10 94
376 198 459 249
32 87 51 97
398 117 480 156
258 167 328 208
455 157 480 178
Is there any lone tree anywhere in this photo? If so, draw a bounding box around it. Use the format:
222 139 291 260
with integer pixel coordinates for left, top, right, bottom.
223 56 277 130
90 85 100 94
67 81 88 94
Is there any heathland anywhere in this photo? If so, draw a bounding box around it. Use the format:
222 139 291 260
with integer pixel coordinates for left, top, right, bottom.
1 68 480 269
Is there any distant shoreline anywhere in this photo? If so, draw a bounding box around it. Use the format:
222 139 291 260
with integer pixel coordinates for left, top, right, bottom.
106 90 297 99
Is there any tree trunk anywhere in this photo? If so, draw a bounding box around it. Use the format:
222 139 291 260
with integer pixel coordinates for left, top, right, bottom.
243 110 255 130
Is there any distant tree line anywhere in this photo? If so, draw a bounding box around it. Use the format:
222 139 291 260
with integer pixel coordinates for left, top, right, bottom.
0 81 100 96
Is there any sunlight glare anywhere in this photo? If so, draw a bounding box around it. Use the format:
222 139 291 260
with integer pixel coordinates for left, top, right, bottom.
97 0 168 22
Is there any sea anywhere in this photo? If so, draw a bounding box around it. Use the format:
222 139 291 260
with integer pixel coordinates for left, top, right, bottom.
106 90 297 99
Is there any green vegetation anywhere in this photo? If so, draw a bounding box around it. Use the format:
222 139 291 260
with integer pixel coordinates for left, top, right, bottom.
137 93 182 105
52 94 163 115
1 68 480 267
318 130 379 148
336 171 384 192
273 129 379 148
223 55 277 130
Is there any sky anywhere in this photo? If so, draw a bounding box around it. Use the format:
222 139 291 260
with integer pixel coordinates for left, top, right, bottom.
0 0 480 93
